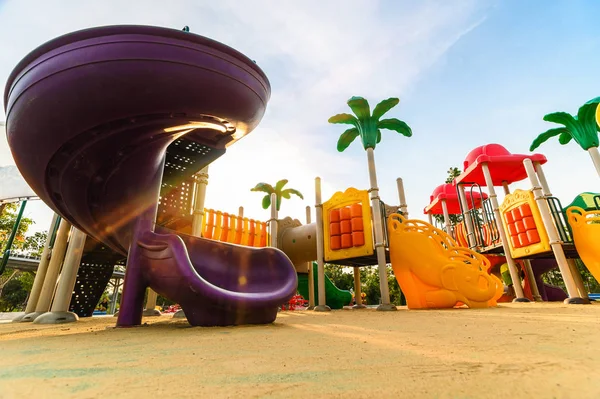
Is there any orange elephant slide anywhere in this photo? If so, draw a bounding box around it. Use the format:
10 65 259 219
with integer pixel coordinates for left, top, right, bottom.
387 214 503 309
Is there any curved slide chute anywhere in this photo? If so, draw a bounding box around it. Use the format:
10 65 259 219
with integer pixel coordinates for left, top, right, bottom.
4 25 297 327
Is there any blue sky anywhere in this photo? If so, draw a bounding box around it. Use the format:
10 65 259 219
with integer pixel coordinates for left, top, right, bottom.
0 0 599 234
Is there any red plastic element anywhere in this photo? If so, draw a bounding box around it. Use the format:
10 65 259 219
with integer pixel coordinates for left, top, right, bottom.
455 144 547 186
351 218 363 231
340 220 352 234
340 207 351 220
424 183 488 215
330 222 341 236
518 232 529 246
350 203 362 218
523 216 536 230
505 212 515 224
352 232 365 246
508 223 518 236
527 230 541 244
515 220 525 234
330 236 341 250
341 234 353 248
519 204 532 217
330 209 340 222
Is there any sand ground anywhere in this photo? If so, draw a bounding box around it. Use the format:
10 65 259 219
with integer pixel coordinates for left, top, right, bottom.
1 303 599 399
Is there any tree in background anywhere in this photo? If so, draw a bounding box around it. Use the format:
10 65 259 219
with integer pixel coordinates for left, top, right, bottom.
530 97 600 176
0 202 34 253
250 179 304 211
432 167 462 227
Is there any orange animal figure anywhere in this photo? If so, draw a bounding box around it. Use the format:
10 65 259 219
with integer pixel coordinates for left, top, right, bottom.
388 214 502 309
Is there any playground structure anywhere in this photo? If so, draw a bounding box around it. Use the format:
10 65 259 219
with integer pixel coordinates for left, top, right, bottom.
424 143 598 304
4 25 600 327
4 25 298 327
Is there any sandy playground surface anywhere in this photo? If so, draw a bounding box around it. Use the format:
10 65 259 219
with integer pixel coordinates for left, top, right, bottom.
1 303 600 399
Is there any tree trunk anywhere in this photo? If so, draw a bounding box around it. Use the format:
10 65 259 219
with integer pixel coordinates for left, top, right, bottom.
587 147 600 177
366 148 394 310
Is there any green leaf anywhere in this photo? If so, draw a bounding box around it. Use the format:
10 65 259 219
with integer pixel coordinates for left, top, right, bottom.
336 127 360 152
529 128 567 151
543 112 578 131
275 179 288 192
378 118 412 137
281 191 291 199
251 183 275 194
328 113 358 126
261 195 271 209
376 129 382 144
283 188 304 200
372 98 399 121
347 97 371 121
558 132 573 145
577 99 600 125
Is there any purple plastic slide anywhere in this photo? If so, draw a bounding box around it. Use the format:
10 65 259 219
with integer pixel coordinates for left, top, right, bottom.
530 259 568 302
4 25 297 327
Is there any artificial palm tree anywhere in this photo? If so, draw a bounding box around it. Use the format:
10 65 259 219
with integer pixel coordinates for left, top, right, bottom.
530 97 600 176
328 96 412 311
250 179 303 211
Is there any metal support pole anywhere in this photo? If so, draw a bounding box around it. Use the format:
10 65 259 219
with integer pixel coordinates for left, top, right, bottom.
427 213 433 225
481 162 528 301
306 206 315 310
191 166 209 237
34 227 87 324
457 184 477 248
396 178 408 217
314 177 330 312
110 278 121 315
23 218 72 321
523 159 583 303
366 148 396 311
441 199 452 236
13 213 60 322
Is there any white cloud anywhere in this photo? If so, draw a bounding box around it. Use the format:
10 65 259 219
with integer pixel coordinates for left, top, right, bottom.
0 0 491 230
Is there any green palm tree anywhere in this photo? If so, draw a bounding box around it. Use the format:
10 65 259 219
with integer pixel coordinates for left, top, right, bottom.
530 97 600 176
250 179 303 211
328 96 412 151
327 96 413 312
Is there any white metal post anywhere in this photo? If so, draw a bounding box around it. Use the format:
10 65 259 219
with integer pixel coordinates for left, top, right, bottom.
366 148 396 311
34 227 87 324
14 214 60 322
396 178 408 217
534 161 588 300
441 199 452 236
191 166 209 237
143 289 161 316
23 218 72 321
523 159 582 303
306 206 315 310
314 177 330 311
457 184 477 248
427 213 433 225
481 162 528 301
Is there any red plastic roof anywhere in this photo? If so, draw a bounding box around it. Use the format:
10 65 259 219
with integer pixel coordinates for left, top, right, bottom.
423 183 488 215
454 144 547 186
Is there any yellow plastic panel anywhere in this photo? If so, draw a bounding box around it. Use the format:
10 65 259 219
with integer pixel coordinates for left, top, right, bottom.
498 189 551 258
387 214 502 309
323 187 374 261
567 207 600 284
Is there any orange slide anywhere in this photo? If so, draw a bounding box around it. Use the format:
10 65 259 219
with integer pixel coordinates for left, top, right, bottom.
387 214 503 309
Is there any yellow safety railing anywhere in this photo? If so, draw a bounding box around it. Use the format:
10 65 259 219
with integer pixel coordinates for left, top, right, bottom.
200 208 269 247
